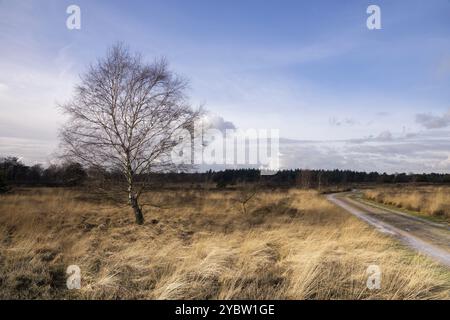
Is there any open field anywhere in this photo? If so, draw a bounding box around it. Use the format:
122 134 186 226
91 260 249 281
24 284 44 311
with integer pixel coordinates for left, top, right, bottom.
0 188 449 299
363 186 450 223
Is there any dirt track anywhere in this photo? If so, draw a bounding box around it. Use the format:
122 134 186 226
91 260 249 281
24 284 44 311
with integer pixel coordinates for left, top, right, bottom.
327 192 450 268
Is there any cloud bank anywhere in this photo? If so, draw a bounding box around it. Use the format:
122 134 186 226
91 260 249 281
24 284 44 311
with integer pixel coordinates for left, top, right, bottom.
416 110 450 129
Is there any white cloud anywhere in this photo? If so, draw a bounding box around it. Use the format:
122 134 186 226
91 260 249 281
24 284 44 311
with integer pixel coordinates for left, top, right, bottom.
201 113 236 133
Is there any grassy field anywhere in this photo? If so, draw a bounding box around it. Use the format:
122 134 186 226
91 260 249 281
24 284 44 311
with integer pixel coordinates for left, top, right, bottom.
0 188 449 299
363 185 450 223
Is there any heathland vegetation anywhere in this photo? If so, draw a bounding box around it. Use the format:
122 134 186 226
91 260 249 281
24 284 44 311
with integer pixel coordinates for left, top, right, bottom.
1 187 448 299
364 186 450 222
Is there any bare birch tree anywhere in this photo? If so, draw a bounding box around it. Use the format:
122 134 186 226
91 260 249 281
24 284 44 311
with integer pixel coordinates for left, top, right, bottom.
60 44 199 224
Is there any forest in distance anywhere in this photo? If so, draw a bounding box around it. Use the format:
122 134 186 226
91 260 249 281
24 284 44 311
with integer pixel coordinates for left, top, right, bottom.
2 156 450 191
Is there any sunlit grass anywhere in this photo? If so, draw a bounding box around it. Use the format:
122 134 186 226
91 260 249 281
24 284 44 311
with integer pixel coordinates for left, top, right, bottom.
364 186 450 222
0 188 448 299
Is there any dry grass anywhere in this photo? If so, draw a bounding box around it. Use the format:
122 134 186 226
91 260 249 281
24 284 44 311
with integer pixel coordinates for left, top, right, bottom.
0 187 449 299
364 185 450 222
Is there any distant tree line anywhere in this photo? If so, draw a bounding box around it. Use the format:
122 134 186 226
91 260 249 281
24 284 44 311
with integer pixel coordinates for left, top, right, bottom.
159 168 450 189
0 157 87 190
1 156 449 193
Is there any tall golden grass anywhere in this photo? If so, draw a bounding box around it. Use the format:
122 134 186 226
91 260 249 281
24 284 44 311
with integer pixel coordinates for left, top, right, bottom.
364 186 450 221
0 188 448 299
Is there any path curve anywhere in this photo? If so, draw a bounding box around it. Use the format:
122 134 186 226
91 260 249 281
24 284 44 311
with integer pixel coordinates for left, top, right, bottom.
327 192 450 268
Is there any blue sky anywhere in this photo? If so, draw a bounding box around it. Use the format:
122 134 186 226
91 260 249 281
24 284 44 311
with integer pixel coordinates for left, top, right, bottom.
0 0 449 172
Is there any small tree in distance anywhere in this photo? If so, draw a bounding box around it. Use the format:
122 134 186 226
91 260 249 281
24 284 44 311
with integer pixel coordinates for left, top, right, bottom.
60 43 199 224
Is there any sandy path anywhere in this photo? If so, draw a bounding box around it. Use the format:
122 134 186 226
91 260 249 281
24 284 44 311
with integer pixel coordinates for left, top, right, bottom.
327 192 450 268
